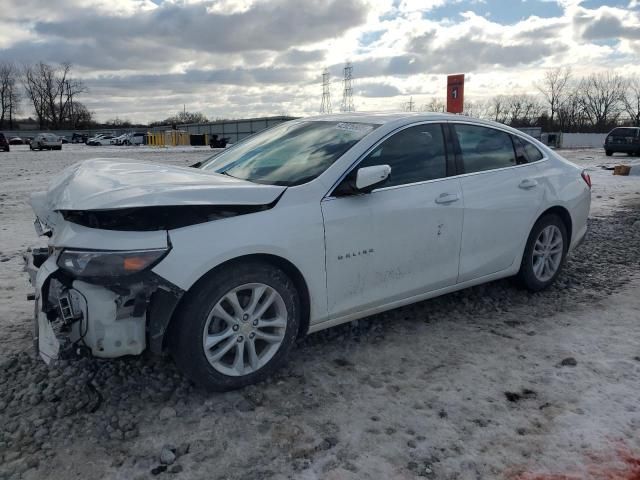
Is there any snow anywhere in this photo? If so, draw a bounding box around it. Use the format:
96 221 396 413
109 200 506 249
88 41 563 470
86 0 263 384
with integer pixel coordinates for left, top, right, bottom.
0 144 639 479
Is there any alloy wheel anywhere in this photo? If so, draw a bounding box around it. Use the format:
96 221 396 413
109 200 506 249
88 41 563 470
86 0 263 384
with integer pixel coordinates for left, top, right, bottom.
202 283 287 376
532 225 563 282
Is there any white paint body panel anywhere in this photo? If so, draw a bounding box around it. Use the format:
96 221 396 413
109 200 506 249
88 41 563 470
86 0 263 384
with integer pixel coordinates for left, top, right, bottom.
457 162 545 282
32 158 286 211
321 177 463 319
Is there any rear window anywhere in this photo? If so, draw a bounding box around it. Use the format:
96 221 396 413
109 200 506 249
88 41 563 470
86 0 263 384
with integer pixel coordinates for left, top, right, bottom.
610 128 639 137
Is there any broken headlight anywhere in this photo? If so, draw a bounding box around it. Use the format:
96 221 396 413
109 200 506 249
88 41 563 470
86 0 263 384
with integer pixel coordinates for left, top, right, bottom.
57 248 169 278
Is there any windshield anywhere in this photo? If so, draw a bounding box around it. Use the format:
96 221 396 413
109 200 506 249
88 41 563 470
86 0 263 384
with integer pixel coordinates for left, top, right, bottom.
199 120 378 186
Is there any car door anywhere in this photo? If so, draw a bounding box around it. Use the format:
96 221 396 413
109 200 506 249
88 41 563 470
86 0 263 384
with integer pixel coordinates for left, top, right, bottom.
321 122 463 320
451 123 544 283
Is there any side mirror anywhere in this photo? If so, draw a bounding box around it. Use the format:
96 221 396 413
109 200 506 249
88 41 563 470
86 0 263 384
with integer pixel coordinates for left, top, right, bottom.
355 165 391 192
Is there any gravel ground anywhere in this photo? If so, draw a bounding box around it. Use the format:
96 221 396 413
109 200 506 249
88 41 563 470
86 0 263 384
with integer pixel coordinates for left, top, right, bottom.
1 145 640 480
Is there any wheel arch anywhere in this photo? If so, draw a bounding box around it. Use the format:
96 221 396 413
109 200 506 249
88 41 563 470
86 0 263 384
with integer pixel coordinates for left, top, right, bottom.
162 253 311 351
537 205 573 246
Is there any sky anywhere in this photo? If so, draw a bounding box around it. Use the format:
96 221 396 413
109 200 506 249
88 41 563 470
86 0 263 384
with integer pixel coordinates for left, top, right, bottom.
1 0 639 123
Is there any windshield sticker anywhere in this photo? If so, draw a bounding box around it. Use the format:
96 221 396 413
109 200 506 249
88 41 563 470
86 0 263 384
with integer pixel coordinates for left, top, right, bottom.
335 122 374 133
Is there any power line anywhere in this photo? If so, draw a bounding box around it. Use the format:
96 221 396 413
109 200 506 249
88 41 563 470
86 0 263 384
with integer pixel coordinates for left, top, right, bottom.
404 96 415 112
340 61 355 112
320 68 332 114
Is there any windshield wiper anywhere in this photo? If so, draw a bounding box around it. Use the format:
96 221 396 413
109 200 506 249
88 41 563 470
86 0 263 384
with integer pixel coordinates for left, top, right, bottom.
218 170 238 179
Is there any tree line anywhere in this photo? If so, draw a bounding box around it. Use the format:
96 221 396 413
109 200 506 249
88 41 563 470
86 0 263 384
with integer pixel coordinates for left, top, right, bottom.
0 61 94 129
418 69 640 132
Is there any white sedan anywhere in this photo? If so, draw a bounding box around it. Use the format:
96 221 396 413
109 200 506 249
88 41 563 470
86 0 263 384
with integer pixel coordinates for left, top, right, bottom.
87 134 117 146
26 113 590 390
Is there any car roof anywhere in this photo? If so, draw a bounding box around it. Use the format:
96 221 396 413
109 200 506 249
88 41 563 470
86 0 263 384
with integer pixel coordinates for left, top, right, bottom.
303 111 529 135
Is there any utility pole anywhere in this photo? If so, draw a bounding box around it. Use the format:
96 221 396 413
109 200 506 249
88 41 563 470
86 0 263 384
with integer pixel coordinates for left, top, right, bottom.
340 62 355 112
320 69 332 114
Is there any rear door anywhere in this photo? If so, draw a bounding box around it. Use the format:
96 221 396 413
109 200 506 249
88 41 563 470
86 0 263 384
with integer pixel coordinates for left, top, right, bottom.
321 122 463 319
451 123 544 283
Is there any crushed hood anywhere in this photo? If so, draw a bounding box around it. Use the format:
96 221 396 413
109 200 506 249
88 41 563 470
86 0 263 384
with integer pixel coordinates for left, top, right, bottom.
31 158 287 214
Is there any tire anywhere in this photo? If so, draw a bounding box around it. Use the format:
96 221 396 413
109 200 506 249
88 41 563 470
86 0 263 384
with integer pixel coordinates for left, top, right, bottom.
517 214 568 292
169 262 300 391
605 150 613 156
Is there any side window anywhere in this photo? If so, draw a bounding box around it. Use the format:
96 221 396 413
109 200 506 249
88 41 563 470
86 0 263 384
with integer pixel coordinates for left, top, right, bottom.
511 136 528 165
454 124 516 173
521 139 543 162
358 124 447 188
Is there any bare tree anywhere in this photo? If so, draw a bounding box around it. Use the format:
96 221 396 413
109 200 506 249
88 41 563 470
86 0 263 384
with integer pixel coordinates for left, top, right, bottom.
0 62 20 128
578 71 626 130
22 62 87 129
486 95 510 123
556 87 589 132
624 77 640 127
536 67 572 126
506 94 544 127
421 97 445 113
462 99 487 119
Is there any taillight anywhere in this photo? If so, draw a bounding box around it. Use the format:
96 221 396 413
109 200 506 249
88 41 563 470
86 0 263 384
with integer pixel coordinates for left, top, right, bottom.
581 170 592 189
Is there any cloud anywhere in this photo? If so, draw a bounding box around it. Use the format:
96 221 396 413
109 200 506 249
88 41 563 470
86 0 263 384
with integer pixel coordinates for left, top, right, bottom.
356 82 402 97
1 0 639 122
581 13 640 40
276 49 326 65
33 0 368 55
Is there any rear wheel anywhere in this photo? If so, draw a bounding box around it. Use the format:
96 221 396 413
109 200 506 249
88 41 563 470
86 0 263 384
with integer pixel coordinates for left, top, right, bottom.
170 262 300 391
605 150 613 157
517 214 567 292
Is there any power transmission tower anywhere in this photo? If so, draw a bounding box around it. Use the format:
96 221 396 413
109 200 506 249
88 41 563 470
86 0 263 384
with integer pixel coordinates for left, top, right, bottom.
320 69 332 114
404 96 415 112
340 62 355 112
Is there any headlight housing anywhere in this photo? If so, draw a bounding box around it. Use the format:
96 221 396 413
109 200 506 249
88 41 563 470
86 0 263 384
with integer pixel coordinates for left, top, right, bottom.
57 248 169 278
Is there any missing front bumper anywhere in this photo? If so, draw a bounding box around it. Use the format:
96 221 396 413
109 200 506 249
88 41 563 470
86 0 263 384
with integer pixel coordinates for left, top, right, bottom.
25 249 184 364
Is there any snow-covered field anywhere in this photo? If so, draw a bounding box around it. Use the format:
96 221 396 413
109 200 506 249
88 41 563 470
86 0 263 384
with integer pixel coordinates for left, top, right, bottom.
1 144 640 480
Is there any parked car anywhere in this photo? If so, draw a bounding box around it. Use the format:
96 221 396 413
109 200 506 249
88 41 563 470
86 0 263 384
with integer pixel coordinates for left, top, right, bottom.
9 137 24 145
604 127 640 156
30 133 62 151
125 132 146 145
71 133 89 144
0 133 10 152
87 135 117 146
59 136 70 144
26 113 591 391
209 134 230 148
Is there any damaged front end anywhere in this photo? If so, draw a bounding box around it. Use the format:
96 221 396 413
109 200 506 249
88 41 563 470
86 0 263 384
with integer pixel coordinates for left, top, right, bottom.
25 157 285 365
25 242 184 364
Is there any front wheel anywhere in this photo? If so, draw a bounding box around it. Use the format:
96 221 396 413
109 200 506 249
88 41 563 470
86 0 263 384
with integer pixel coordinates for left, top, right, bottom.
517 214 568 292
605 150 613 157
169 262 300 391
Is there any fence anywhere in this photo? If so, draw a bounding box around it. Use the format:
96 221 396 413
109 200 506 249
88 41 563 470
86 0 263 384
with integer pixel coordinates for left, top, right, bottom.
146 130 190 147
559 133 607 149
149 116 296 143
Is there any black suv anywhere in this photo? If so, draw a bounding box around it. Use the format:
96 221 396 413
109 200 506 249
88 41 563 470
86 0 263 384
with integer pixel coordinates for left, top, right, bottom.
604 127 640 156
0 133 10 152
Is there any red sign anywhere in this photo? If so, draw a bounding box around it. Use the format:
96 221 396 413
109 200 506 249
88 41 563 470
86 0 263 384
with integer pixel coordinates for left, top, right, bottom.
446 74 464 114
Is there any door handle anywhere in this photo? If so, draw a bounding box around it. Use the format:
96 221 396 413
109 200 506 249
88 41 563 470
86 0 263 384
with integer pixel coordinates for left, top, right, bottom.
519 179 538 190
435 193 459 204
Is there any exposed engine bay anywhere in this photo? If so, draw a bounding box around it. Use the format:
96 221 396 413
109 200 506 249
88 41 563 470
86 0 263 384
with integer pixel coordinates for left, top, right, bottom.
25 247 184 363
